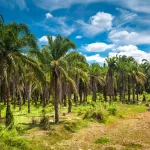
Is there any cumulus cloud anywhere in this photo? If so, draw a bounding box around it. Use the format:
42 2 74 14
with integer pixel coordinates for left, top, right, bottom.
39 35 56 42
85 54 105 63
76 36 82 39
77 12 113 37
109 45 150 63
108 30 150 45
45 13 53 19
83 42 114 52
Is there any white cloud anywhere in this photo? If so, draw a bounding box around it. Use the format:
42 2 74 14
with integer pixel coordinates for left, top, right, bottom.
39 36 48 42
115 8 137 28
32 0 102 11
109 30 150 45
123 0 150 14
90 12 113 28
37 17 75 36
54 17 75 35
77 12 113 37
76 36 82 39
39 35 56 42
0 0 26 10
32 0 150 13
83 42 114 52
45 13 53 19
109 45 150 63
85 54 105 63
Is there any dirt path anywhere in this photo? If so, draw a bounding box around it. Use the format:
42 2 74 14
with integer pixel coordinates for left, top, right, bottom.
53 112 150 150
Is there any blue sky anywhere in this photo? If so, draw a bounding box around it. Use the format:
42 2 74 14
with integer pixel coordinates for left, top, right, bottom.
1 0 150 64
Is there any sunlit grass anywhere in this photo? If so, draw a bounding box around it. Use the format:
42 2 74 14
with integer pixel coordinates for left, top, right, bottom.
0 95 148 150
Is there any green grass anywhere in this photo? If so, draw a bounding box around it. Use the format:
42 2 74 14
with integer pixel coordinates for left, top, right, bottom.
95 136 110 144
0 96 148 150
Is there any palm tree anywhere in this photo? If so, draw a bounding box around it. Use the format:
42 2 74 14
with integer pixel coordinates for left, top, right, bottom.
65 52 88 106
65 52 88 110
116 55 128 103
89 63 104 102
142 59 150 93
33 35 77 123
0 20 41 127
105 57 116 103
128 60 146 103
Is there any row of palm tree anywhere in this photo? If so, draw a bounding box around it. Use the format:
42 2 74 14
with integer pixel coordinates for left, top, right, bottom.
0 15 149 127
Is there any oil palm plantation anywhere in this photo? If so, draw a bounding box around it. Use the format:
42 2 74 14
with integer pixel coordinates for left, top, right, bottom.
0 19 42 127
105 57 116 103
116 55 128 103
65 52 88 110
33 35 77 123
89 63 104 102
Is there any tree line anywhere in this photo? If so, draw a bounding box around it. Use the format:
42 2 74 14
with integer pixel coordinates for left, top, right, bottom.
0 15 150 128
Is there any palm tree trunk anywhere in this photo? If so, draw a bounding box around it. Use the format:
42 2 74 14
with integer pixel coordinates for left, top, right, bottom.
34 92 39 106
28 83 32 113
128 76 131 103
114 88 117 101
6 78 13 129
43 87 46 107
68 88 72 113
74 75 79 106
59 78 63 107
4 79 6 105
12 81 16 109
121 73 125 103
23 84 26 105
92 77 97 102
103 86 107 102
54 72 59 123
132 80 135 104
19 90 22 111
92 90 97 102
136 83 139 104
109 95 112 104
79 89 82 104
63 94 67 107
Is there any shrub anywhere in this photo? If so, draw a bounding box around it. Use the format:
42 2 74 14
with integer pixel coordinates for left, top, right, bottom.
63 122 77 132
4 137 28 150
83 107 108 123
0 129 28 150
40 110 50 130
95 136 110 144
107 106 117 115
15 126 26 135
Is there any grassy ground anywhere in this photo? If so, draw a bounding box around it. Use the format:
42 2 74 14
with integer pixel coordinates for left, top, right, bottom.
0 96 149 150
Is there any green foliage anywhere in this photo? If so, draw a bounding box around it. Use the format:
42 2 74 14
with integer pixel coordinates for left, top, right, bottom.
15 125 27 135
5 107 14 130
95 136 110 144
63 122 77 132
63 120 88 133
40 109 50 130
107 105 117 115
0 128 28 150
82 103 109 122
